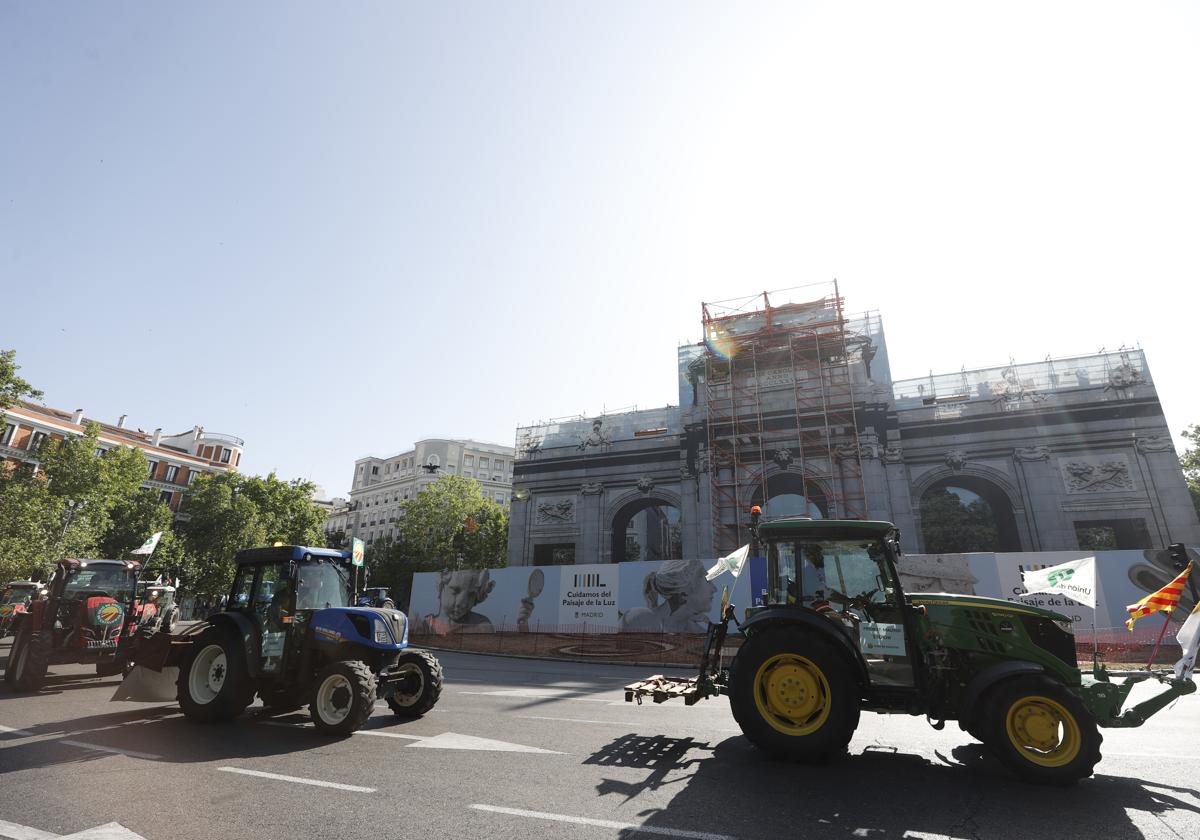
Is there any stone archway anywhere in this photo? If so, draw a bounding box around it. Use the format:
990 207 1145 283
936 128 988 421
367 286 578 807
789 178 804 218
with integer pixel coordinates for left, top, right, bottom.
746 469 831 519
915 470 1023 552
610 496 683 562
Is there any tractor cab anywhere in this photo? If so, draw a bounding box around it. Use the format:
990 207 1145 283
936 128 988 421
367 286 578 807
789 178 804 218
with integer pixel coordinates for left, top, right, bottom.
47 559 141 651
753 517 917 690
133 578 180 634
356 587 394 609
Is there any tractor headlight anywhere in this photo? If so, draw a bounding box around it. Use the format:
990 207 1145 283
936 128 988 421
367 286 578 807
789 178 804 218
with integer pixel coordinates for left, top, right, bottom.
373 618 393 645
1054 619 1074 633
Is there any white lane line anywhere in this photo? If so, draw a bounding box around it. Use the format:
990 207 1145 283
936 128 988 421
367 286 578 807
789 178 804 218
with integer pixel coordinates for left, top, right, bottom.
217 767 375 793
519 715 633 726
470 804 736 840
0 725 33 737
355 729 426 741
1102 751 1200 761
59 740 161 761
0 817 59 840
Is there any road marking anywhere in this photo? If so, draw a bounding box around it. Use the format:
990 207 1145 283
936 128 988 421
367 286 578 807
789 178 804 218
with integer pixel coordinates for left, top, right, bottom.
470 804 736 840
0 725 33 737
408 732 561 753
459 688 611 702
59 741 161 761
217 767 375 793
1102 751 1200 761
356 729 426 741
519 715 632 726
0 817 59 840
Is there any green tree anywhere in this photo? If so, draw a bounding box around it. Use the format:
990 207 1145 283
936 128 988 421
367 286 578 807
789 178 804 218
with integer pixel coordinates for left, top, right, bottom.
1182 425 1200 517
0 425 148 581
0 348 42 424
367 476 509 609
179 472 326 598
99 489 184 571
919 487 1000 554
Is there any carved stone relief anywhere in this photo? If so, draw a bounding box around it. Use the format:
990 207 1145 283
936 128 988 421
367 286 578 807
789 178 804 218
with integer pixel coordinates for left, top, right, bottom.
636 476 655 494
1014 446 1050 462
1104 361 1143 396
535 497 576 524
990 366 1046 408
580 482 604 495
1059 456 1135 493
944 450 968 472
577 419 612 452
772 448 794 470
1135 436 1175 454
882 445 904 464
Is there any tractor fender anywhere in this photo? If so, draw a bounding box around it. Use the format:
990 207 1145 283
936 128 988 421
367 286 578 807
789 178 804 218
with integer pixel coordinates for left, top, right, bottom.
739 606 869 685
206 612 264 679
957 661 1045 732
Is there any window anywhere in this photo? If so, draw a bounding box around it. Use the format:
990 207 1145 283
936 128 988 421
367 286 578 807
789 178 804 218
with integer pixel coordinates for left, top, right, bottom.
372 465 379 475
534 543 575 566
2 423 16 445
147 461 159 479
165 465 179 483
464 455 473 465
464 470 473 478
446 464 456 474
494 459 504 470
221 448 232 464
479 458 489 469
158 490 173 505
95 447 107 457
1075 519 1152 550
30 431 47 450
188 471 200 485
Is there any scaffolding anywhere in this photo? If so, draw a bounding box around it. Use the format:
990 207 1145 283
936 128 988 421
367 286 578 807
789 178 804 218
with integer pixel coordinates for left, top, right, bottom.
702 281 869 554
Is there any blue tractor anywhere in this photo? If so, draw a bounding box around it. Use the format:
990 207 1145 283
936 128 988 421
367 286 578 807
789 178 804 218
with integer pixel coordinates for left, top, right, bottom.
138 546 442 735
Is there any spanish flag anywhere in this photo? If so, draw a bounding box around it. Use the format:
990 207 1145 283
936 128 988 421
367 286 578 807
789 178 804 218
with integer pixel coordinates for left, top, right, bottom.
1126 565 1193 631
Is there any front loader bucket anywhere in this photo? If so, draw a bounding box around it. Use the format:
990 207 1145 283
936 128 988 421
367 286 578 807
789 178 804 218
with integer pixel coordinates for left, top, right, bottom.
112 665 179 702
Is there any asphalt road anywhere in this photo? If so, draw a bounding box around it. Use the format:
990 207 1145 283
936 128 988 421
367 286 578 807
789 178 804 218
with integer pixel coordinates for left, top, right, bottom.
2 638 1199 840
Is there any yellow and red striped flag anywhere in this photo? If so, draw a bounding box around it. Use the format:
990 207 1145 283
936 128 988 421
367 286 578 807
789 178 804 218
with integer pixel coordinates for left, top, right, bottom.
1126 565 1193 631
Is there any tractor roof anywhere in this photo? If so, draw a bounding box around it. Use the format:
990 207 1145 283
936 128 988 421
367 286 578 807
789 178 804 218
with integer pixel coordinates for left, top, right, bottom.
60 559 138 570
5 581 39 588
234 545 352 565
757 518 897 539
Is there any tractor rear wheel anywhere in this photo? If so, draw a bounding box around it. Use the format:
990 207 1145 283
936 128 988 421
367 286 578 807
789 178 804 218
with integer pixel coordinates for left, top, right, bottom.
309 660 376 736
177 627 252 723
387 649 443 718
729 626 860 762
10 629 51 692
982 675 1101 785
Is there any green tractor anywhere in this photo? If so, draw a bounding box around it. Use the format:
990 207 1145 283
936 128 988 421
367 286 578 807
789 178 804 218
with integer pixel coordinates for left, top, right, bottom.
626 511 1196 784
124 545 442 735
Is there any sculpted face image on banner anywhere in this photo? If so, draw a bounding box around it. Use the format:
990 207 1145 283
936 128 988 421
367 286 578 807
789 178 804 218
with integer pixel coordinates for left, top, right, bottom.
618 559 717 634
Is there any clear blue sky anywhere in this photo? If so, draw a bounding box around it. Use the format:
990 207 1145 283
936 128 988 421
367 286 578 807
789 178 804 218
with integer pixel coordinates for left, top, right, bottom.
3 1 1198 498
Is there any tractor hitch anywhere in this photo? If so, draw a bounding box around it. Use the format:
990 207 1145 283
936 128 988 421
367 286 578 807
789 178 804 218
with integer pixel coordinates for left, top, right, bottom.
624 601 737 706
1083 664 1197 728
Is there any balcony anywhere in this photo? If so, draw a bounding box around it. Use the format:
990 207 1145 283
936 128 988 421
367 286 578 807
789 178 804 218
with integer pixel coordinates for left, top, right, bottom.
199 432 245 446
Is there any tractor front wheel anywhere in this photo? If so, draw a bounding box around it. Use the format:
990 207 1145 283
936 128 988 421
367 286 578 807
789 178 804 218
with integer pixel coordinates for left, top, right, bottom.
10 628 50 692
309 660 376 736
387 649 443 718
982 675 1102 785
729 626 860 762
177 627 252 723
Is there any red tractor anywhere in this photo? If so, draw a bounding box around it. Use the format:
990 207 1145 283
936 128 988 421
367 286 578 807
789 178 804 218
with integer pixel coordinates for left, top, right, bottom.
3 559 142 691
0 581 43 638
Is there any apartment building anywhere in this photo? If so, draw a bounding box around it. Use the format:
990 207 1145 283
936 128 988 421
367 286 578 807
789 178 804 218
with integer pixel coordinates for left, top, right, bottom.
0 401 244 512
329 438 514 544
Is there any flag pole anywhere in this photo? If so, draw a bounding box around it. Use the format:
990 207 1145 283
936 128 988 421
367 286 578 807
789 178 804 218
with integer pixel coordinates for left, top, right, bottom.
1146 611 1173 670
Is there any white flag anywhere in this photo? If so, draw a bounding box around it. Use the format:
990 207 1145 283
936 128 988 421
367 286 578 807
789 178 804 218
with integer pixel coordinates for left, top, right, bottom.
1021 556 1096 608
1175 604 1200 680
130 532 163 556
706 545 750 582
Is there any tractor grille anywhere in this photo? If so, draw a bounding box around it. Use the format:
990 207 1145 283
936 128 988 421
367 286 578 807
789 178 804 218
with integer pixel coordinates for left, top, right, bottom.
965 616 1006 654
1021 615 1077 668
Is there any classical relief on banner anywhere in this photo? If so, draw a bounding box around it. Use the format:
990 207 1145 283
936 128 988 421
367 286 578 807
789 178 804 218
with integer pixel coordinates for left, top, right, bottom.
559 564 619 630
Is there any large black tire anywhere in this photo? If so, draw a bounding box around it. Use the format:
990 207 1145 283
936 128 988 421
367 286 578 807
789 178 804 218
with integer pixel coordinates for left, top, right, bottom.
729 626 861 762
981 675 1102 785
387 649 443 718
177 627 253 723
308 660 376 736
4 622 29 686
10 629 51 692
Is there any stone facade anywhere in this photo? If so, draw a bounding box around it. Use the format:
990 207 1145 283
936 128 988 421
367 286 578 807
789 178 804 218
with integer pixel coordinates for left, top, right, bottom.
508 308 1200 565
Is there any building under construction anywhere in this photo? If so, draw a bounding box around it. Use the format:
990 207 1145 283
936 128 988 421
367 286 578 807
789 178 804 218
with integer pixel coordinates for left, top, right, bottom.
505 283 1198 566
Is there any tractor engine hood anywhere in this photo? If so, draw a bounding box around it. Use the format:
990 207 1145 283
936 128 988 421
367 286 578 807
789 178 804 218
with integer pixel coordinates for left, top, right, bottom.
909 592 1073 624
309 606 410 649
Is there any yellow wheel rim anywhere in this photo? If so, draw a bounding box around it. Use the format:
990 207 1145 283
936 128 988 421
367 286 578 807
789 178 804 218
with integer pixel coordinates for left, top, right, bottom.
753 653 831 736
1005 695 1081 767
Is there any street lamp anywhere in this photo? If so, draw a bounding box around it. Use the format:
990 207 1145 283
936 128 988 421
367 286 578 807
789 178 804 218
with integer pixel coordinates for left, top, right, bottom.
59 499 84 559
